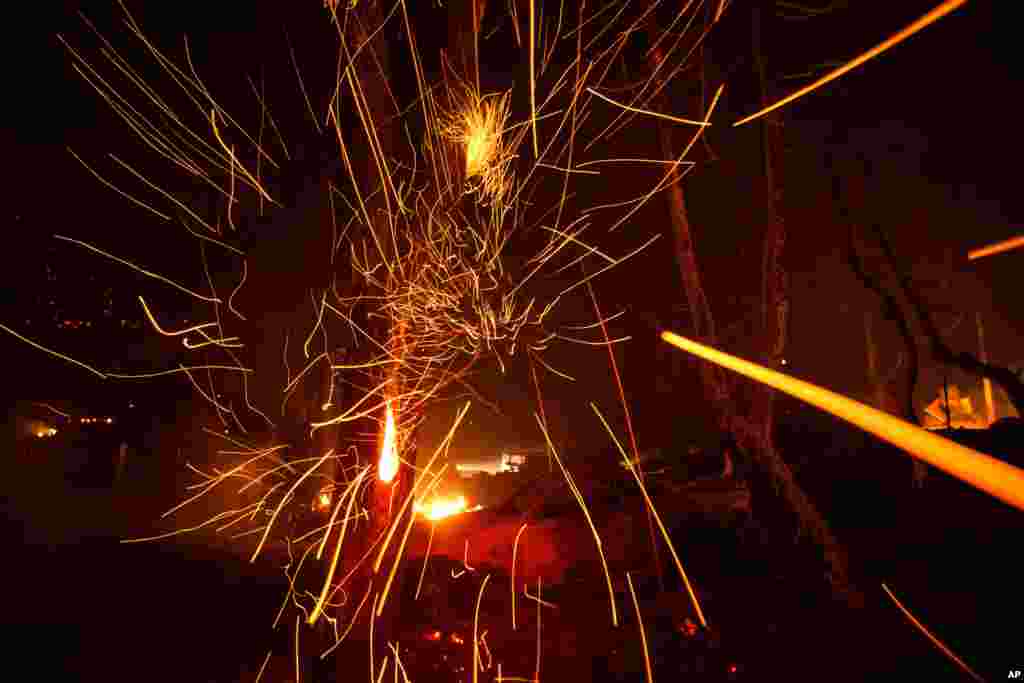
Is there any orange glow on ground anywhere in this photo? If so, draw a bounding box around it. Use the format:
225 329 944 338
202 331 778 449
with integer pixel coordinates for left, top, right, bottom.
414 495 481 521
378 401 399 483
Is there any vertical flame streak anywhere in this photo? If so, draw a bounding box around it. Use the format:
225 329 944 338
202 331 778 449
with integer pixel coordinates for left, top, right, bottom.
378 401 399 483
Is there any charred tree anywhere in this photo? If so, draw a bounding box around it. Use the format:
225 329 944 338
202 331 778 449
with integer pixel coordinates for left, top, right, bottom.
870 222 1024 417
648 5 857 606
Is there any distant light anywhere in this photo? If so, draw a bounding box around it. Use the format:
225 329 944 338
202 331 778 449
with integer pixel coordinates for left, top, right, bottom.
105 417 113 424
780 359 788 366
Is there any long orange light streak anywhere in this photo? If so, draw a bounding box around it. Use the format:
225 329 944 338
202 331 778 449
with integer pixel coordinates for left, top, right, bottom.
55 235 220 302
882 583 984 681
414 521 435 600
309 467 371 625
967 234 1024 261
375 499 419 617
250 449 333 562
537 413 618 627
473 574 492 683
511 523 528 630
626 572 654 683
733 0 969 127
661 330 1024 513
592 403 707 628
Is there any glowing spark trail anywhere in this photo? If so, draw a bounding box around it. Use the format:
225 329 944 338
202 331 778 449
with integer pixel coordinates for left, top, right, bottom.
54 235 220 302
967 234 1024 261
587 88 710 127
309 467 370 625
882 583 985 681
511 522 528 630
536 413 618 627
592 403 708 629
627 572 654 683
661 331 1024 513
734 0 970 127
473 574 492 683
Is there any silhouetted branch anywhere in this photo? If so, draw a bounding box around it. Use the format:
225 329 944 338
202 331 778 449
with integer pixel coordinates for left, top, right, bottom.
868 223 1024 416
844 223 920 425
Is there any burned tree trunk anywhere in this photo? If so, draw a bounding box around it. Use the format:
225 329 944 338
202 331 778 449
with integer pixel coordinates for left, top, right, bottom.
649 6 857 605
329 2 414 679
873 222 1024 417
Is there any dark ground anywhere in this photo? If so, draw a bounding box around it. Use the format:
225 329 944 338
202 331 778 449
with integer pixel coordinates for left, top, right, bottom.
3 419 1021 682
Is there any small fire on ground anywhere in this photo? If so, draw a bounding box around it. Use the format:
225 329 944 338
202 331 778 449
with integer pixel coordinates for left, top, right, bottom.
414 495 482 521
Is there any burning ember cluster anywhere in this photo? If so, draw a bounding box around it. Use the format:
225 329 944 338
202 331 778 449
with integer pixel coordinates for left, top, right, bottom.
47 0 727 551
38 0 729 675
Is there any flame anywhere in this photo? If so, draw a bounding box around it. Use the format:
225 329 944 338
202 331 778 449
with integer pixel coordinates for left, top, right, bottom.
378 401 399 483
443 88 511 201
464 108 499 178
414 495 470 521
34 425 57 438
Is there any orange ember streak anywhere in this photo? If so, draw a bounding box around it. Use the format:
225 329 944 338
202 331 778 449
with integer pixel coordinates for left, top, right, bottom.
473 574 492 683
376 502 418 617
534 576 542 683
968 234 1024 261
309 467 370 625
537 414 618 627
378 401 399 483
592 404 707 629
414 522 435 600
882 583 985 681
733 0 969 127
512 523 528 631
627 572 654 683
661 331 1024 513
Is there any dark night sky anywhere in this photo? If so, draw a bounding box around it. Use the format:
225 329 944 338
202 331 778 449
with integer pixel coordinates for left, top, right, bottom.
5 1 1021 456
